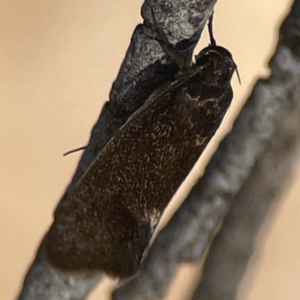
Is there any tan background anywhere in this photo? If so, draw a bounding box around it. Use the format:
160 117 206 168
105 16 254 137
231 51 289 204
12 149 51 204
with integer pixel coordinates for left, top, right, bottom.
1 0 299 299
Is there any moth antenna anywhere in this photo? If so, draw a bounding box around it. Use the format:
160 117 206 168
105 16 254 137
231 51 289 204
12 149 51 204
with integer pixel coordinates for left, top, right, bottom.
235 67 241 85
208 12 217 47
63 145 87 157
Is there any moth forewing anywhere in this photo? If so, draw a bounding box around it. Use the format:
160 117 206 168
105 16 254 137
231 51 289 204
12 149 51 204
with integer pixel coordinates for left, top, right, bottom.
45 44 237 279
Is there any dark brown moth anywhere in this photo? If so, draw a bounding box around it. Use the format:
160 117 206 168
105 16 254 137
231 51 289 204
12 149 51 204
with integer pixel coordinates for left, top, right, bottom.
45 17 237 279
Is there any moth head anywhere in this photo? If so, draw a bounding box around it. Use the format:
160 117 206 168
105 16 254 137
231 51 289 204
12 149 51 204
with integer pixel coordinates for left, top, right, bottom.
195 45 239 86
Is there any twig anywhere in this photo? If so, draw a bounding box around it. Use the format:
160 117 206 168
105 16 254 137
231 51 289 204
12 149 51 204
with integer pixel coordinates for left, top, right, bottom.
17 1 217 299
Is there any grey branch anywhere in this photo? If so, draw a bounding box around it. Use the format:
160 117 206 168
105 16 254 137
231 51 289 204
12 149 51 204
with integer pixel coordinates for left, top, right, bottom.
17 0 217 299
113 1 300 299
18 0 300 299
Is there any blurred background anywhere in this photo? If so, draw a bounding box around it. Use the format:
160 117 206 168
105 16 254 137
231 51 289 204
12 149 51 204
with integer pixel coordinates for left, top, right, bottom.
1 0 299 299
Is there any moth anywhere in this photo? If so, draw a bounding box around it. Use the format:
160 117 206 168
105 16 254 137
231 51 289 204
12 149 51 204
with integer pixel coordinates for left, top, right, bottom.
45 16 238 279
